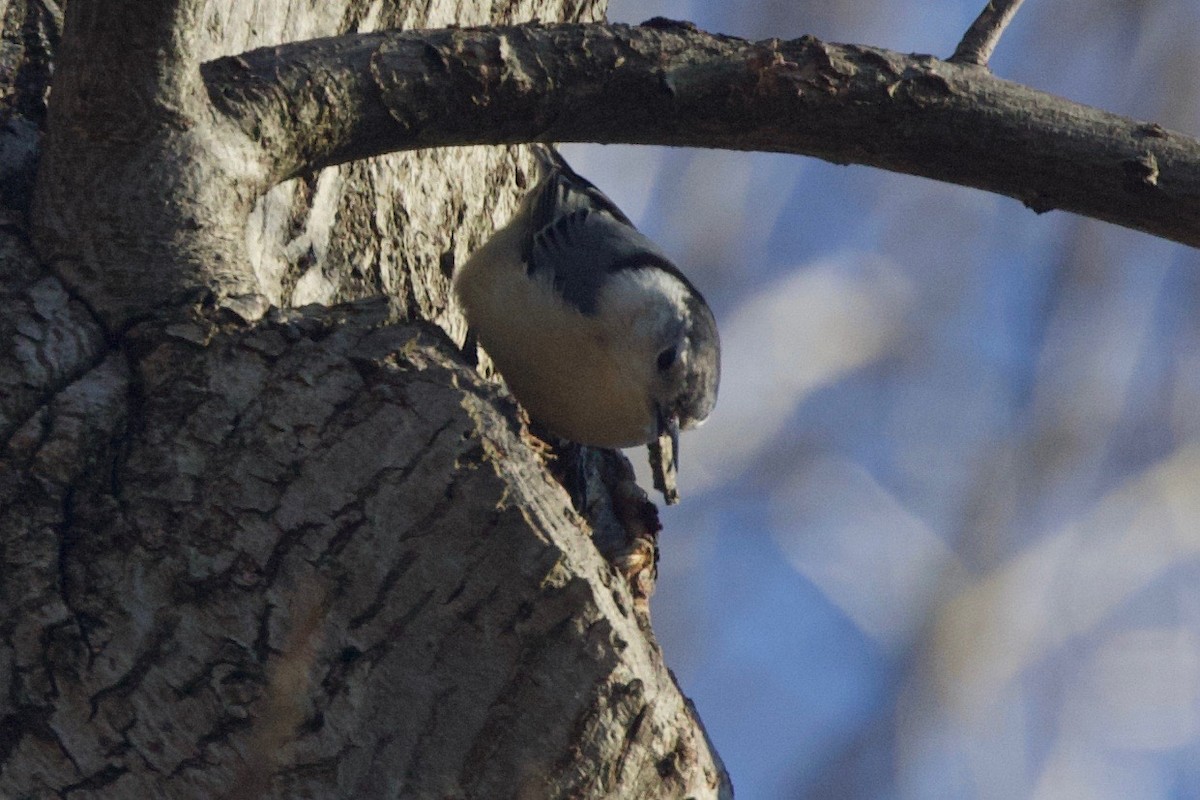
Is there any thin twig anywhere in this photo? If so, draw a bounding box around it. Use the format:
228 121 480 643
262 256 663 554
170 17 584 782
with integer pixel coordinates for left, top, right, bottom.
950 0 1027 67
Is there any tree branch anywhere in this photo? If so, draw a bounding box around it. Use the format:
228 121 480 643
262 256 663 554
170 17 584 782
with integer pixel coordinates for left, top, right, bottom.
54 0 202 123
203 21 1200 249
950 0 1026 67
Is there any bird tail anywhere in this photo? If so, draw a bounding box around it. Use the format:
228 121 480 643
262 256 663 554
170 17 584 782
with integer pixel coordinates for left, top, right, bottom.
529 142 570 176
527 143 634 228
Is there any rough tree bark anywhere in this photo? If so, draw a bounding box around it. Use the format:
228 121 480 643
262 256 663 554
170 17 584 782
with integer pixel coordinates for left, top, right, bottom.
2 0 728 797
4 0 1198 796
204 21 1200 250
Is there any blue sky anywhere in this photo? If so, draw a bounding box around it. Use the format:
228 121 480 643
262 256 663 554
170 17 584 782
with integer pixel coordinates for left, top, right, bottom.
566 1 1200 797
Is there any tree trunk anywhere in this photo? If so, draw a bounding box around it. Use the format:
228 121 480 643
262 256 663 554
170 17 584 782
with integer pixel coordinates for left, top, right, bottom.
0 1 732 797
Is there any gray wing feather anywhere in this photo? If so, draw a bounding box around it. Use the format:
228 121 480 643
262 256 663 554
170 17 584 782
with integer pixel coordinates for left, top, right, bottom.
526 145 684 316
528 206 670 315
529 145 634 227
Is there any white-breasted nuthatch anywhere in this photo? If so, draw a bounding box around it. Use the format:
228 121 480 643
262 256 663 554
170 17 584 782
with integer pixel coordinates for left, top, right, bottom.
454 145 720 478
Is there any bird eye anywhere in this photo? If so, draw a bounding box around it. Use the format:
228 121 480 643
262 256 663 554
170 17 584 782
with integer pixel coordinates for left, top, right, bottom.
657 346 678 372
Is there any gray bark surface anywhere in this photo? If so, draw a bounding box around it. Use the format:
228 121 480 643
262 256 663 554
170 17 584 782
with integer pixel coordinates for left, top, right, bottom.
3 0 731 797
202 22 1200 251
1 286 726 798
33 1 601 331
13 0 1197 795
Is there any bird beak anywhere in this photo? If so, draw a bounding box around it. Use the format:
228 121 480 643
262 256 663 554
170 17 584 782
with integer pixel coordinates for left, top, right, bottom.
657 407 680 471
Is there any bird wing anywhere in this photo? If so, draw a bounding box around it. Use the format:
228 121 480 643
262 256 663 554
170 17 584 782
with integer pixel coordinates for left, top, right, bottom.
525 146 686 316
528 206 676 315
528 144 635 228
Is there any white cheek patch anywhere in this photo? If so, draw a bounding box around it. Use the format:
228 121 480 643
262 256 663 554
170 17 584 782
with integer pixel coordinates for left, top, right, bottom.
599 268 692 342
